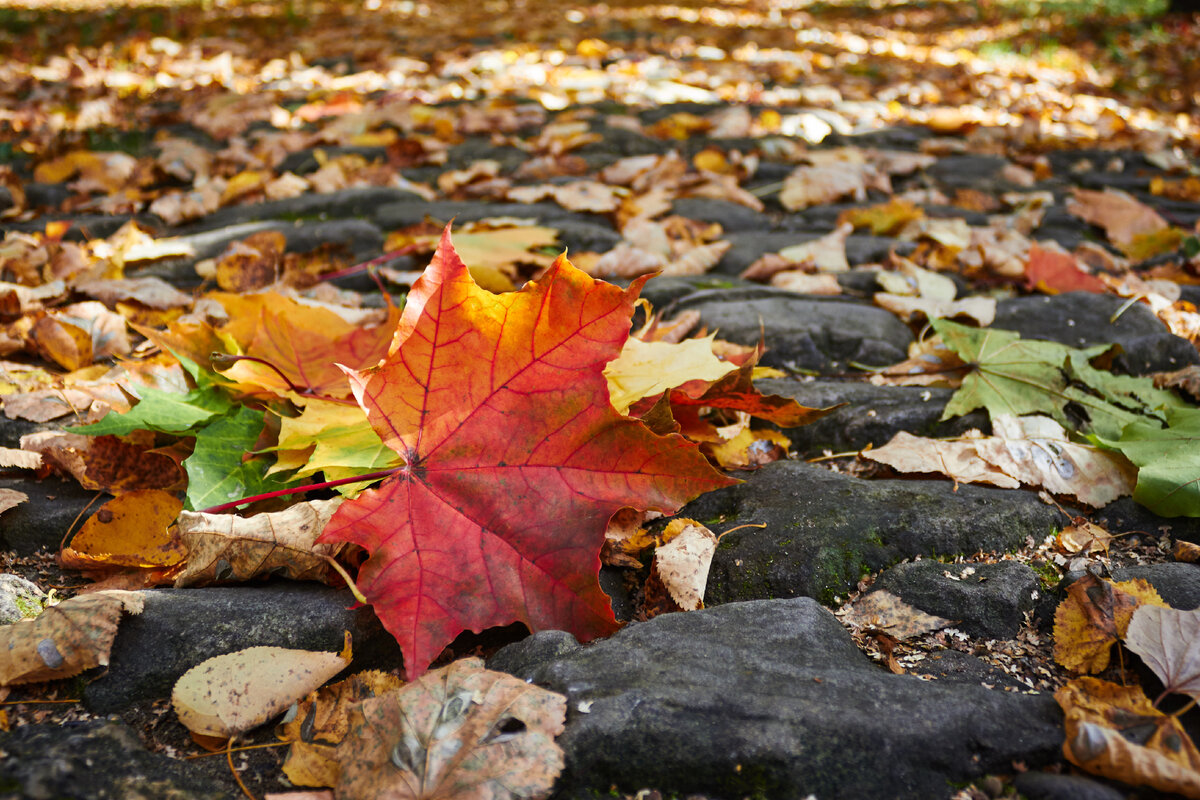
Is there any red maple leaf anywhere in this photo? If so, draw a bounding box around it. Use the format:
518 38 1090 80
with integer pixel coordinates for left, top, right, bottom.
319 227 735 677
1024 243 1107 295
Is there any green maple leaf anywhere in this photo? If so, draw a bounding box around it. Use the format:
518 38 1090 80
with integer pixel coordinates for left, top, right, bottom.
71 354 233 437
183 406 295 510
933 318 1182 439
1095 407 1200 517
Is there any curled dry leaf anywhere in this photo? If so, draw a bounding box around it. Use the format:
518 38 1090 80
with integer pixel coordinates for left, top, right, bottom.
1053 574 1167 674
278 670 405 788
172 634 352 740
1066 188 1168 248
651 519 718 612
863 430 1018 489
173 498 346 587
1057 521 1115 556
1124 605 1200 702
334 657 566 800
1057 677 1200 798
0 590 143 685
0 488 27 516
840 590 955 640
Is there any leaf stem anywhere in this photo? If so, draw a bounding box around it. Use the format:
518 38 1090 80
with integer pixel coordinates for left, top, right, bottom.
198 468 401 514
208 354 357 405
319 243 421 282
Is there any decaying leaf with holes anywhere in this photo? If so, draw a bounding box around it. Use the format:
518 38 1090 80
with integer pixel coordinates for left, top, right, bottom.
172 634 352 742
334 657 566 800
840 590 955 640
1124 605 1200 702
0 590 143 685
173 498 346 587
278 670 405 788
1056 677 1200 798
1053 574 1167 674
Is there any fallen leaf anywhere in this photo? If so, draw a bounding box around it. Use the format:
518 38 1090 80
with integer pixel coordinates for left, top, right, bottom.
174 498 346 587
705 427 790 470
603 334 735 415
1057 677 1200 798
1095 407 1200 518
0 590 144 685
278 670 405 788
1066 188 1168 248
1058 521 1115 556
1125 605 1200 701
60 489 185 574
0 488 27 516
840 589 955 639
1025 243 1108 295
334 657 566 800
863 430 1019 489
318 228 734 677
21 430 184 493
172 634 352 740
1053 574 1167 674
651 519 718 612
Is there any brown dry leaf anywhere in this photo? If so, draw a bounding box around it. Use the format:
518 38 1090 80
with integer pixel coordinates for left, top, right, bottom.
838 198 925 236
840 589 955 640
973 415 1137 507
874 293 996 326
215 231 286 292
27 314 93 371
21 430 184 493
173 498 346 587
664 240 730 277
0 447 40 469
780 164 881 211
869 336 966 388
1057 677 1200 798
278 670 405 788
0 590 144 685
651 519 718 612
73 277 193 311
172 634 352 740
334 657 566 800
769 272 843 295
0 488 27 516
601 508 655 568
508 181 622 213
1053 574 1167 674
1154 366 1200 402
1066 188 1168 248
1058 522 1115 556
748 224 851 279
1125 605 1200 701
1175 540 1200 564
61 489 185 574
862 431 1019 489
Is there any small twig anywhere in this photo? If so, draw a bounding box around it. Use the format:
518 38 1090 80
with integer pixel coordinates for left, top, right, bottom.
0 698 80 705
227 737 258 800
183 741 287 760
199 468 400 514
59 493 104 551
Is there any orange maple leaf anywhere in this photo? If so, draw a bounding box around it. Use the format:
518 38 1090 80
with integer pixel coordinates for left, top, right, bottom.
319 227 735 677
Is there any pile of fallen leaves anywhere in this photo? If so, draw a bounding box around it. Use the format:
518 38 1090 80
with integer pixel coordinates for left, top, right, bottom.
3 0 1200 796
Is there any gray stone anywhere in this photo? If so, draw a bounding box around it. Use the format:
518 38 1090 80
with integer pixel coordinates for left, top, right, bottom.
553 220 623 254
0 477 103 555
82 583 402 713
130 219 385 288
925 155 1012 191
486 629 582 676
682 460 1059 605
636 274 758 311
493 598 1062 799
874 559 1040 640
276 145 388 175
716 231 911 274
0 719 223 800
993 292 1200 374
172 186 425 232
1032 205 1090 251
754 377 989 455
1090 496 1200 542
1013 770 1127 800
670 288 913 372
372 200 600 230
669 197 771 231
0 574 47 623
